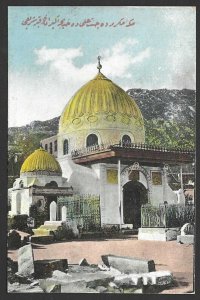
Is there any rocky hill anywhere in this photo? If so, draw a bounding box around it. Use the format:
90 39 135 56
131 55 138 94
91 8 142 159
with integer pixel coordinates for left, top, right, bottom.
127 88 195 126
8 89 195 187
8 89 195 144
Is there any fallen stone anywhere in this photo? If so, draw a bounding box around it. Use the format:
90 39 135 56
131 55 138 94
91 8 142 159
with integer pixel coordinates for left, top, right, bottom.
177 235 194 244
14 272 34 284
8 283 30 293
68 264 99 273
52 270 71 280
106 267 122 276
18 244 34 277
142 271 173 286
114 274 143 288
102 254 155 274
79 258 89 266
30 280 39 287
181 223 194 236
60 280 98 293
34 259 68 278
98 263 110 271
39 279 61 293
7 230 21 249
39 271 114 290
95 285 108 293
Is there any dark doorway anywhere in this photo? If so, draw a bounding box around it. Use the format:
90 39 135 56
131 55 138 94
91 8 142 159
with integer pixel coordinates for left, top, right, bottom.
123 181 148 228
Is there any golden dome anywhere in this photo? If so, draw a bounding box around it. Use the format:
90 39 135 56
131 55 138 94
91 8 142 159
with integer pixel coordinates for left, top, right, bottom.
20 148 62 174
59 71 144 133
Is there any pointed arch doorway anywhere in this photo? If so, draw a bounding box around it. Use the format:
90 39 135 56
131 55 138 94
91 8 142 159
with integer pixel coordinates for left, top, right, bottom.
123 181 148 228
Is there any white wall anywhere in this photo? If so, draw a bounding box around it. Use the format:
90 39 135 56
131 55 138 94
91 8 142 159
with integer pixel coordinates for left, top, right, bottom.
10 189 31 215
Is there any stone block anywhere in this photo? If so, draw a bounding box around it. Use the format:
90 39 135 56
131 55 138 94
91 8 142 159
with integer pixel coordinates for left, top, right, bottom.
177 235 194 244
34 259 68 278
181 223 194 235
142 271 173 286
138 227 180 241
30 235 54 244
114 274 143 287
68 264 99 273
60 281 99 293
52 270 70 280
7 230 21 249
39 279 61 293
79 258 89 266
101 254 155 274
18 244 34 277
38 271 114 289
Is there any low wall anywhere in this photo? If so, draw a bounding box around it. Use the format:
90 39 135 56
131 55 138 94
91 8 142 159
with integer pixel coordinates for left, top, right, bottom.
138 227 180 241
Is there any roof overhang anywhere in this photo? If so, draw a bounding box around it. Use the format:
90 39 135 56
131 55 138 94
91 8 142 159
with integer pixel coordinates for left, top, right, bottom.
72 146 194 166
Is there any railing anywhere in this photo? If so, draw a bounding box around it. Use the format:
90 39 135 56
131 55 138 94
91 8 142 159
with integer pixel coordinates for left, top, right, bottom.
71 142 194 159
57 194 101 231
141 204 195 228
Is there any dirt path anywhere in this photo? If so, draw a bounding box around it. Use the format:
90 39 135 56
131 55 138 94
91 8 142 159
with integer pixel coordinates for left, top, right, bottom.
8 237 194 294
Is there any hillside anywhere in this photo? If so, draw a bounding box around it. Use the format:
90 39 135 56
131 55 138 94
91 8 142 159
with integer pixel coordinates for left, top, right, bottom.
8 88 195 187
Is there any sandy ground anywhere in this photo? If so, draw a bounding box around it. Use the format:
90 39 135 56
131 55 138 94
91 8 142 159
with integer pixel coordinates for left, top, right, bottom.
8 237 194 294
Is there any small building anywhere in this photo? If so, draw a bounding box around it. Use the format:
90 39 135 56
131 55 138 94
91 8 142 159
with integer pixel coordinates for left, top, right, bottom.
9 148 73 218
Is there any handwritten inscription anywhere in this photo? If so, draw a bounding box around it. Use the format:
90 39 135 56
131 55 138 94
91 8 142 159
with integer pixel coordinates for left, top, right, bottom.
21 16 135 29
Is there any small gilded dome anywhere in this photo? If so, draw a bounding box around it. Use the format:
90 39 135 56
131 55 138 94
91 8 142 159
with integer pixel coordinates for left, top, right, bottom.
59 71 144 133
20 148 62 175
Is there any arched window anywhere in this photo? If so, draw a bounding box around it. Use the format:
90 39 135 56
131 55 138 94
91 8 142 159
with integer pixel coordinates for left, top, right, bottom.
45 144 48 151
122 135 131 145
54 140 57 152
86 134 98 147
50 142 53 154
63 139 69 155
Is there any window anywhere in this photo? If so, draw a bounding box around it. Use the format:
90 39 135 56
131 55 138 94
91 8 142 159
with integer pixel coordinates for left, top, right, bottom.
45 144 48 151
54 140 57 152
50 142 53 154
86 134 98 147
19 180 23 188
63 139 69 155
122 135 131 144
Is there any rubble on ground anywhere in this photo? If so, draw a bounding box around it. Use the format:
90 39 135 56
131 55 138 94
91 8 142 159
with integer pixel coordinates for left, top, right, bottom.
7 244 174 293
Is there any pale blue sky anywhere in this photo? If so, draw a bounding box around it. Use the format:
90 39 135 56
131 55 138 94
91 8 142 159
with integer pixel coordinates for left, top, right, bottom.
8 6 196 127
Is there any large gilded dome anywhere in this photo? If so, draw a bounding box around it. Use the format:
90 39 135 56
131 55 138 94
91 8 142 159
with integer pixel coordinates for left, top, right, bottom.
57 61 145 154
59 71 144 134
20 148 62 175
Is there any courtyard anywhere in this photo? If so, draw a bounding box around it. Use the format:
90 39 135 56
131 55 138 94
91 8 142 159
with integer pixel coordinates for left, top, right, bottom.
8 236 194 294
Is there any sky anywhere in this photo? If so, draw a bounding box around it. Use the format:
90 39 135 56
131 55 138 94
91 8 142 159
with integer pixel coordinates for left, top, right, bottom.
8 6 196 127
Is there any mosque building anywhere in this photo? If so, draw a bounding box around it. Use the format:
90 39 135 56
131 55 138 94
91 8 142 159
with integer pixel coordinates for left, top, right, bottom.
9 58 194 232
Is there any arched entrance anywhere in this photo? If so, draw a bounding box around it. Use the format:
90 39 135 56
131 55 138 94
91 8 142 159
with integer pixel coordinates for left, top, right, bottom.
123 181 148 228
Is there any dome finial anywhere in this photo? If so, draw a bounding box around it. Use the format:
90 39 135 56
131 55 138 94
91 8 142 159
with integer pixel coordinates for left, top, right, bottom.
97 56 102 72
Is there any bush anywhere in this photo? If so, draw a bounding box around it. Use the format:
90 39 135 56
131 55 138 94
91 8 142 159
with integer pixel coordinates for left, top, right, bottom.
7 214 29 232
166 205 195 227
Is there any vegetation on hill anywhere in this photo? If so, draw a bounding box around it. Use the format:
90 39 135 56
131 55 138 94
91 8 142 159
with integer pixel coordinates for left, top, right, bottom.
8 89 195 188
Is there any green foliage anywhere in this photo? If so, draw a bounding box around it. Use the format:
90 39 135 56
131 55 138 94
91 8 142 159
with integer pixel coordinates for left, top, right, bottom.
8 214 30 232
166 205 195 227
8 132 48 188
144 119 195 149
